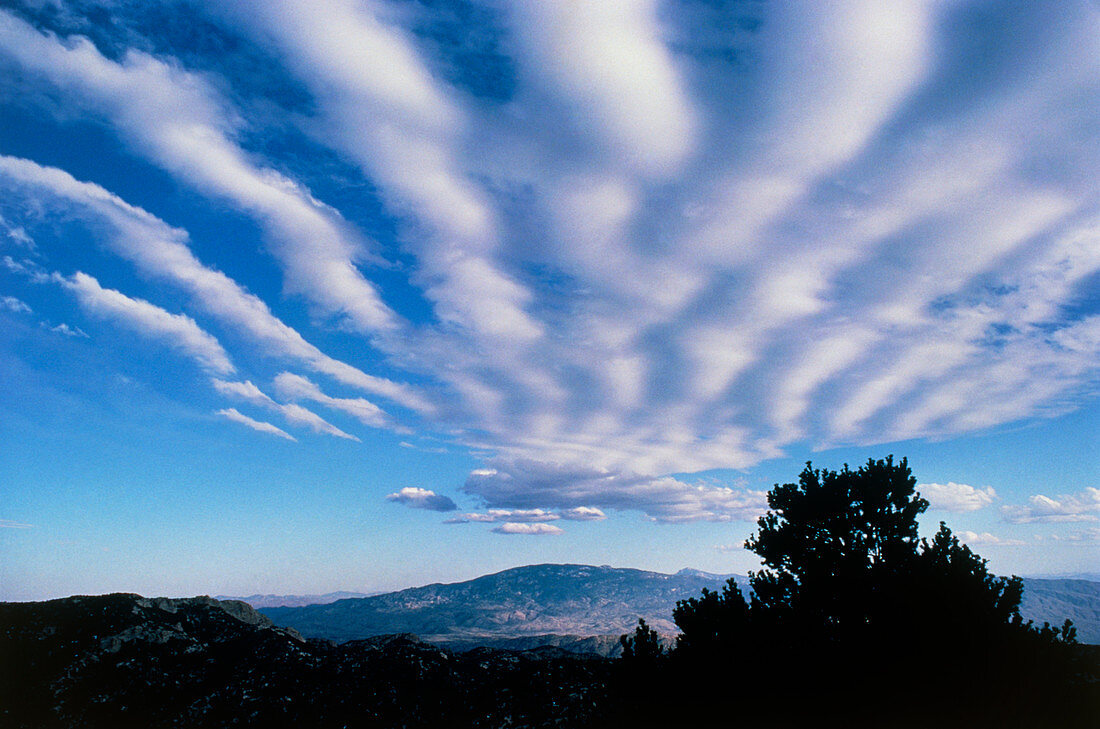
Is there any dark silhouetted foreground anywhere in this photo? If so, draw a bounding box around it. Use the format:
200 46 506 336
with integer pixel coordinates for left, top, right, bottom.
0 594 610 728
613 457 1099 728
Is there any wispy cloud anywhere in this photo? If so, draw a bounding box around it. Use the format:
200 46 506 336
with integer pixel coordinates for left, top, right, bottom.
957 531 1027 547
1047 527 1100 545
55 271 233 375
1003 488 1100 524
491 522 564 536
385 487 457 513
0 295 30 313
273 372 390 430
216 408 296 441
465 462 767 524
211 379 358 441
0 154 428 413
46 322 88 338
0 10 397 335
0 519 33 529
445 508 560 524
919 482 997 513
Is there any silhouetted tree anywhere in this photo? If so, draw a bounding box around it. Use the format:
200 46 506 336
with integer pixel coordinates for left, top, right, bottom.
671 579 748 656
745 456 927 639
618 618 663 665
640 456 1099 729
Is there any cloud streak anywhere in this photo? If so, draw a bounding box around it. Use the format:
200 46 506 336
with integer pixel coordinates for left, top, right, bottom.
0 10 398 335
1003 488 1100 524
0 154 429 413
55 271 233 375
217 408 296 441
491 522 564 536
211 379 358 441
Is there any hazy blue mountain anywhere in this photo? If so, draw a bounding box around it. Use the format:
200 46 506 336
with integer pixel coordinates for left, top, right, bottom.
262 564 1100 650
215 591 375 608
1019 579 1100 644
261 564 735 646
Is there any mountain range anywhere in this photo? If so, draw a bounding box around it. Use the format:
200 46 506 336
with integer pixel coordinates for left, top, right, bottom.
215 591 375 608
261 564 1100 651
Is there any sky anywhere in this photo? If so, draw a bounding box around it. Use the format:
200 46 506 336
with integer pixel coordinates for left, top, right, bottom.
1 0 1098 601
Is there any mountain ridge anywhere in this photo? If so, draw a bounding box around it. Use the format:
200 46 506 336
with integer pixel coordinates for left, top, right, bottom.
261 563 1100 649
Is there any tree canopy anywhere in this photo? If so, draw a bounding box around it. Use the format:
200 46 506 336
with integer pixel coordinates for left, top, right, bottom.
618 456 1096 729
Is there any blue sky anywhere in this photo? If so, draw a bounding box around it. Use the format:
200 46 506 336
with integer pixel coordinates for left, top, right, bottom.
1 0 1098 601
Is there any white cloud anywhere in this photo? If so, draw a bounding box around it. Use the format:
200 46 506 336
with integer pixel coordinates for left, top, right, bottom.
465 461 767 523
957 531 1026 547
211 378 357 441
46 322 87 338
1003 488 1100 524
385 487 457 512
0 295 30 313
919 482 997 513
0 154 429 414
0 519 33 528
508 0 696 176
272 372 390 430
446 508 559 524
560 506 607 522
209 0 546 347
217 408 296 441
55 271 233 375
6 225 34 249
0 11 398 334
491 522 564 536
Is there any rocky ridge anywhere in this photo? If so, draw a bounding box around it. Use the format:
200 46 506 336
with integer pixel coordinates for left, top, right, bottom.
0 593 611 729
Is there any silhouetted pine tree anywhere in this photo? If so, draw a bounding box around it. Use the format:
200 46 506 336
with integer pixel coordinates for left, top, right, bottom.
615 456 1098 729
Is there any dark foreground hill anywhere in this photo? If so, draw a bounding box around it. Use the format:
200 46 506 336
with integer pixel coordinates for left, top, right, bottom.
262 564 1100 650
0 593 611 729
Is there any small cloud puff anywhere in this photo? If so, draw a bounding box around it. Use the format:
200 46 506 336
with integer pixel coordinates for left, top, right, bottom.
714 544 743 553
561 506 606 521
1002 487 1100 524
919 482 996 512
491 522 564 535
46 322 88 338
0 519 33 528
385 487 457 512
957 531 1026 547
